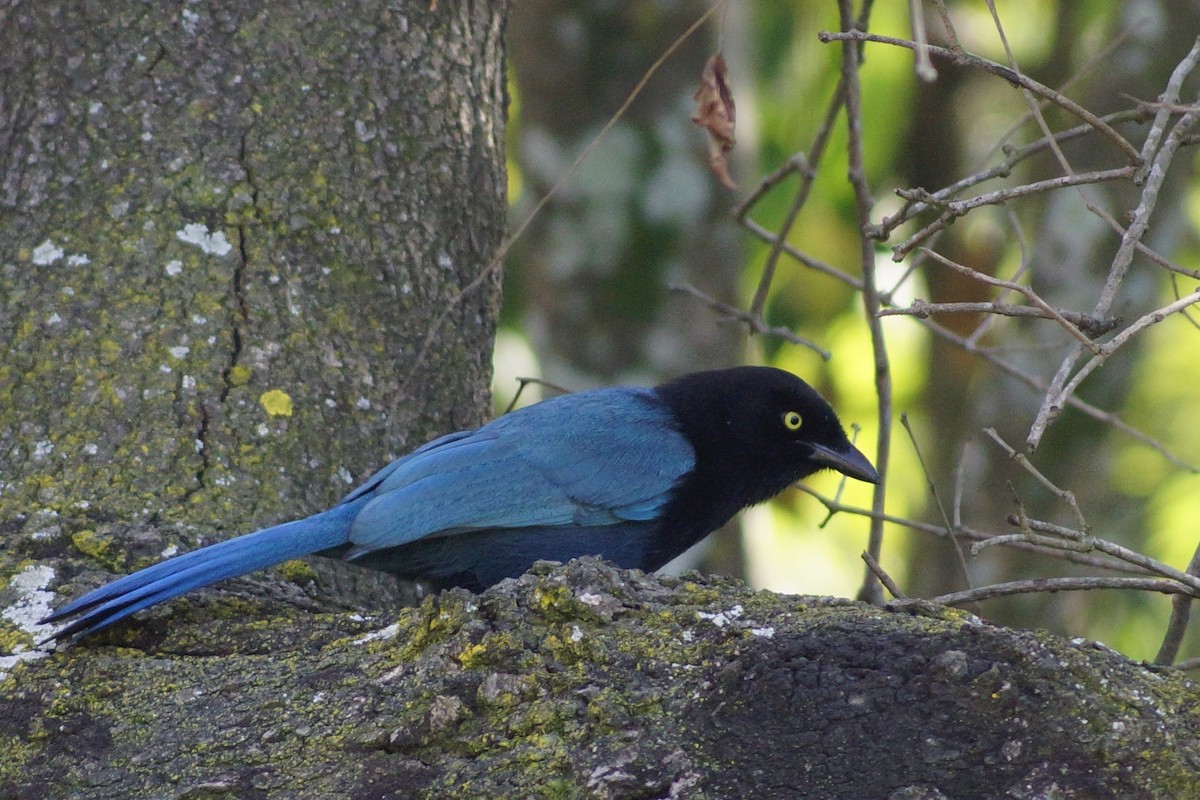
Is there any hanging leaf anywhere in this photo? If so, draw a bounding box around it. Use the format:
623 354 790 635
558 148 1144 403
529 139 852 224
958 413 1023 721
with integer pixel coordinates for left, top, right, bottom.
691 53 738 190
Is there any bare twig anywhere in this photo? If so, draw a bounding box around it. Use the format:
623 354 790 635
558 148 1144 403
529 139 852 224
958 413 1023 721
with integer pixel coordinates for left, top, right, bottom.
1030 61 1200 449
907 0 937 82
979 28 1138 168
900 412 973 589
1050 287 1200 408
919 248 1109 352
732 152 811 220
893 167 1136 258
817 29 1142 163
917 318 1194 471
502 376 571 414
667 282 832 358
983 428 1087 532
878 110 1151 239
740 218 864 290
793 481 1162 576
1154 540 1200 666
833 0 892 607
920 577 1200 608
743 74 848 318
1136 36 1200 184
861 550 907 599
878 300 1121 338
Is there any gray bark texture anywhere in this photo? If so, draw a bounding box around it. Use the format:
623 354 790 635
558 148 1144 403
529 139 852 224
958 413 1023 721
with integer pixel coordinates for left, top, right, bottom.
0 1 506 600
4 558 1200 799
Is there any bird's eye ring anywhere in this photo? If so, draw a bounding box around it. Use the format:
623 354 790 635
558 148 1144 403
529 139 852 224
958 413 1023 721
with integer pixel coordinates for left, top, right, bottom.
782 411 803 431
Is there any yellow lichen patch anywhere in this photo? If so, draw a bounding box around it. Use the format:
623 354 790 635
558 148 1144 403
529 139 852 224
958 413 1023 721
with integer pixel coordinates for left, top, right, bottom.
227 364 252 387
69 529 111 563
457 642 489 669
278 559 317 584
259 389 293 417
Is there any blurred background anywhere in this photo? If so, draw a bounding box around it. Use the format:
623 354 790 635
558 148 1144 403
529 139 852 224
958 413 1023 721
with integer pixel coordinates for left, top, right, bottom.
498 0 1200 662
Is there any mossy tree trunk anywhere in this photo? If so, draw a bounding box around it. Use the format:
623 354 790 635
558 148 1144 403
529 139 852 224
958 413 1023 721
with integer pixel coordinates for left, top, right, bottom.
0 1 507 613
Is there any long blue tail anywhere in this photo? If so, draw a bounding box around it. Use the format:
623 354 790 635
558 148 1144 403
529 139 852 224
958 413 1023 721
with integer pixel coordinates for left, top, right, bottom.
41 503 359 642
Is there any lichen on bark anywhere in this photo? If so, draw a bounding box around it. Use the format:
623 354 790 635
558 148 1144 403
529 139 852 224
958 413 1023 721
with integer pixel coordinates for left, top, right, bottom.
3 558 1198 799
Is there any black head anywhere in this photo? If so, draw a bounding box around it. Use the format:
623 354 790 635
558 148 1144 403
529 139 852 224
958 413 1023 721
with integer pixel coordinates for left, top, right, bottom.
653 366 878 547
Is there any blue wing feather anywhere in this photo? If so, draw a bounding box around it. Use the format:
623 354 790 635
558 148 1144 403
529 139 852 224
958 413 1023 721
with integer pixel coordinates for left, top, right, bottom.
345 388 694 556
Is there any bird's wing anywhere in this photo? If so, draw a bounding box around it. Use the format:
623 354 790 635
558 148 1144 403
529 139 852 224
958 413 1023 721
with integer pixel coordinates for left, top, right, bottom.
343 388 695 556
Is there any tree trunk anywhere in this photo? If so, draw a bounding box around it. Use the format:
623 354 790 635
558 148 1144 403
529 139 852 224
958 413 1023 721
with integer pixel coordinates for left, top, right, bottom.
0 0 507 616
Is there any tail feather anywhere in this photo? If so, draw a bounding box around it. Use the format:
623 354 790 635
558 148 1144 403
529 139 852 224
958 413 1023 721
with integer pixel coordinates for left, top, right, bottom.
41 504 358 642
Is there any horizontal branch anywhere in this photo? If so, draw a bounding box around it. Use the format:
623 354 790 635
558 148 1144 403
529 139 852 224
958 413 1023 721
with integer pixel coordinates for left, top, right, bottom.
894 167 1136 258
878 299 1121 338
913 576 1200 608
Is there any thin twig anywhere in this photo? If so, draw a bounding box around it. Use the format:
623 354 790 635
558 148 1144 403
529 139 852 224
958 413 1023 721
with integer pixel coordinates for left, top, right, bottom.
907 0 937 82
502 376 572 414
878 300 1121 338
740 218 864 290
817 29 1142 163
744 75 848 317
877 109 1151 238
917 318 1194 470
1136 36 1200 184
921 577 1200 608
1154 540 1200 666
834 0 891 607
793 481 1161 576
1030 72 1200 449
667 282 832 358
893 167 1136 258
1050 287 1200 409
733 152 811 220
900 412 973 590
919 247 1108 352
861 550 907 599
983 427 1087 532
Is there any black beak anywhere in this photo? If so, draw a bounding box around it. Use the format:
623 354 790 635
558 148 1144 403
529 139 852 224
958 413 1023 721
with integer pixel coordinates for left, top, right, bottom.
808 441 880 484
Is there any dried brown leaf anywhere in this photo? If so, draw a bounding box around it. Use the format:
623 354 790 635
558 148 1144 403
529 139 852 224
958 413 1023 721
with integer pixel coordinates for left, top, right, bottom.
691 53 738 189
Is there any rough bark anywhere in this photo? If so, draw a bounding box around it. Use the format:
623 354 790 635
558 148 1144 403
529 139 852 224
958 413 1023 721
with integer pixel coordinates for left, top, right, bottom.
1 0 506 746
0 2 507 612
3 558 1197 799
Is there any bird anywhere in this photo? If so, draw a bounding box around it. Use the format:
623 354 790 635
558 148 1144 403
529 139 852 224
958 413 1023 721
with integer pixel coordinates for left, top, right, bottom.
41 366 878 642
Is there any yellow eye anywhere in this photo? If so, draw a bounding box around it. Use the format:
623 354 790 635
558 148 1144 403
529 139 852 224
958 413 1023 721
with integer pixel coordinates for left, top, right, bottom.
783 411 803 431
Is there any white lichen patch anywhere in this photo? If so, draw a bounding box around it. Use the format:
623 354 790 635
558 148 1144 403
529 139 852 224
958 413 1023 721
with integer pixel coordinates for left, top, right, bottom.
175 222 233 256
1 566 59 678
3 565 57 634
697 604 744 628
32 240 64 265
354 623 400 644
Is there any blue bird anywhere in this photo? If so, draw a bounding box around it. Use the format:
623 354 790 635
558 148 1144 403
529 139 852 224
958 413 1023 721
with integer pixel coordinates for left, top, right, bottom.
41 366 878 642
